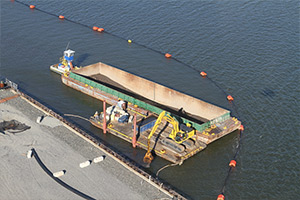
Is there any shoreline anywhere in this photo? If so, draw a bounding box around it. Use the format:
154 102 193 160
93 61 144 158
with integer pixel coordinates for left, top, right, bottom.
0 86 187 199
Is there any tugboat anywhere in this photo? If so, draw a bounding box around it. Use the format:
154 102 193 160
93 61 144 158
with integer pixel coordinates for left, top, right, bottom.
50 49 79 74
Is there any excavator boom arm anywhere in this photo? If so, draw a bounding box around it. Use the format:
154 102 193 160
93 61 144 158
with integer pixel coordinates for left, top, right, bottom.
147 111 166 140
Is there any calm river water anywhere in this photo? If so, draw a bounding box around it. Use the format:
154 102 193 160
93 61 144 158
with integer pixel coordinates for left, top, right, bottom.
1 0 299 199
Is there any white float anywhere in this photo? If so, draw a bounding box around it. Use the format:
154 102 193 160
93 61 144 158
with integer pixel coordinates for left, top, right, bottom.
27 150 33 158
93 156 105 163
79 160 91 168
53 170 65 177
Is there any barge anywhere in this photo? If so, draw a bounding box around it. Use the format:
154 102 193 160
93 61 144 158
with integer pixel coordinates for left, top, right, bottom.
61 62 241 164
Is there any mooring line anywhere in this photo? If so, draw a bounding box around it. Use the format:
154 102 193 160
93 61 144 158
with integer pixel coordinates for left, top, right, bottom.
30 148 96 200
12 1 246 199
64 113 90 122
156 163 179 177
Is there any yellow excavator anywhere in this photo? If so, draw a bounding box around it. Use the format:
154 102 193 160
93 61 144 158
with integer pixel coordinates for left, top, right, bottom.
143 111 196 163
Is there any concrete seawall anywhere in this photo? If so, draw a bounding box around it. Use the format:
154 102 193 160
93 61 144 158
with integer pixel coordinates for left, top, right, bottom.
0 87 187 199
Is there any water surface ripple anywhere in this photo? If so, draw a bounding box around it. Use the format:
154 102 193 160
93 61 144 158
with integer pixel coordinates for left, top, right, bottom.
1 0 299 199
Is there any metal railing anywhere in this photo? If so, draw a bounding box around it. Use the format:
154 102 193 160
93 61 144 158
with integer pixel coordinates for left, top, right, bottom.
69 72 231 132
5 78 18 90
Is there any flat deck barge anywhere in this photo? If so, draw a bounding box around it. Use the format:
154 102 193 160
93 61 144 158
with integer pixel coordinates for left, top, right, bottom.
61 62 241 164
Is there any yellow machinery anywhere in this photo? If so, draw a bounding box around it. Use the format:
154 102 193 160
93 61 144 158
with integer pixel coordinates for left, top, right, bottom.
143 111 196 163
59 57 68 67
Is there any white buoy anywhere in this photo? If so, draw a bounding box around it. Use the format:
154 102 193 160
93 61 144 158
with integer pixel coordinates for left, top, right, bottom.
53 170 65 177
93 156 105 163
79 160 91 168
27 150 33 158
36 116 42 123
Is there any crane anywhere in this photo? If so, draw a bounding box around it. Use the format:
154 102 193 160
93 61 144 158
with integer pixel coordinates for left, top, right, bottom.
143 111 196 163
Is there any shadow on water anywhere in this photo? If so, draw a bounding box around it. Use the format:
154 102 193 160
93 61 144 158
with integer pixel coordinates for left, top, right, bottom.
75 53 90 67
261 88 276 98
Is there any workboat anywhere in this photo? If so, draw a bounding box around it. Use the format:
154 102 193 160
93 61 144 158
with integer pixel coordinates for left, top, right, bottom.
61 61 241 164
50 49 80 74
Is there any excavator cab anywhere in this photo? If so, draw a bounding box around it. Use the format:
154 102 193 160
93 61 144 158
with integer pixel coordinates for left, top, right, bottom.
169 122 195 144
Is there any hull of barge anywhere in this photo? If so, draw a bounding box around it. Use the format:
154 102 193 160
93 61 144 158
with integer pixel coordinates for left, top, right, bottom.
61 63 241 164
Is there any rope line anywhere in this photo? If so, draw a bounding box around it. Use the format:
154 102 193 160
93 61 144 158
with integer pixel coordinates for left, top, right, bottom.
12 1 246 198
30 148 96 200
64 114 90 122
156 163 179 177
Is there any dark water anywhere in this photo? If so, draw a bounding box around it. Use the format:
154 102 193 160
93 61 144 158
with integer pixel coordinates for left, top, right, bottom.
1 0 299 199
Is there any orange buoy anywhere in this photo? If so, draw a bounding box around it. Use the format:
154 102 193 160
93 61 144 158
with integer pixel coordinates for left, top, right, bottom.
239 124 244 131
29 5 35 9
217 194 225 200
165 53 172 58
59 15 65 19
93 26 99 31
229 160 236 167
97 28 104 32
227 95 234 101
200 71 207 77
